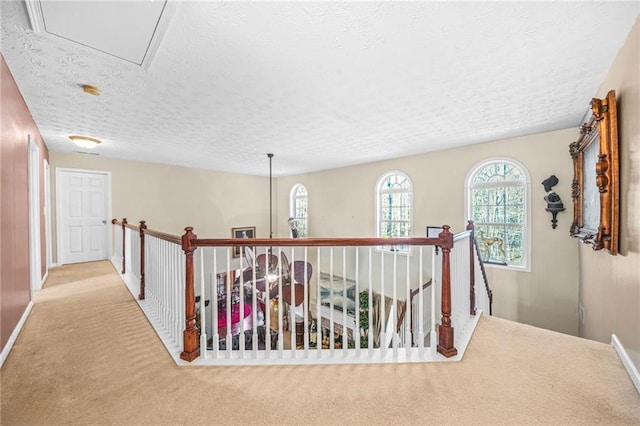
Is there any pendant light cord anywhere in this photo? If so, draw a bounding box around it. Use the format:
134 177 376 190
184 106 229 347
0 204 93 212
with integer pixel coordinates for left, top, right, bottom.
268 153 273 239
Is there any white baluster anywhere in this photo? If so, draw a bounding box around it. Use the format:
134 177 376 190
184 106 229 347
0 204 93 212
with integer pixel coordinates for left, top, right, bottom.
430 246 437 355
368 248 373 357
342 248 347 357
329 248 334 356
199 249 207 359
405 248 411 357
380 250 385 360
212 249 219 360
226 249 232 359
355 248 360 354
315 248 321 358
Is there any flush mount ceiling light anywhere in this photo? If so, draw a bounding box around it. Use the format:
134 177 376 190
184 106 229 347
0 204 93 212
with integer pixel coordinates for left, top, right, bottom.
82 84 101 96
69 135 101 148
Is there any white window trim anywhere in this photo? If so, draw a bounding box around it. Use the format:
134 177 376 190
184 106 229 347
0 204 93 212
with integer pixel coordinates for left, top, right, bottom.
465 158 531 272
375 170 414 255
289 183 308 237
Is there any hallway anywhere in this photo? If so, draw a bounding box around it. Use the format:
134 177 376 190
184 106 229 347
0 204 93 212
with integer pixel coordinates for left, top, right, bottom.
1 261 638 425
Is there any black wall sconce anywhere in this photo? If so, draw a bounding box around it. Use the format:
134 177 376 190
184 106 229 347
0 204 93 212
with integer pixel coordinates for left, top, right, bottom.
542 175 565 229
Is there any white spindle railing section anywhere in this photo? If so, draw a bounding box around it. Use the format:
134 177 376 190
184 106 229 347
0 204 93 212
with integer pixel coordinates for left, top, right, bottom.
189 244 438 365
110 221 186 358
122 227 140 295
144 234 185 353
473 240 492 315
450 231 473 335
432 229 490 355
112 220 123 272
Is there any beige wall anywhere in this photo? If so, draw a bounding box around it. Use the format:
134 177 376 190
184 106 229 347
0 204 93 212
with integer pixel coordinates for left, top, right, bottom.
49 152 271 264
580 18 640 370
277 128 580 335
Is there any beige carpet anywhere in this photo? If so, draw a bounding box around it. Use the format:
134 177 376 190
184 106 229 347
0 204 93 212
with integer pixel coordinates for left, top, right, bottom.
1 261 638 425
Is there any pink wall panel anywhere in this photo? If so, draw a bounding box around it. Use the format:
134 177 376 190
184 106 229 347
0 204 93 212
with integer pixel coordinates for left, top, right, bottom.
1 55 49 351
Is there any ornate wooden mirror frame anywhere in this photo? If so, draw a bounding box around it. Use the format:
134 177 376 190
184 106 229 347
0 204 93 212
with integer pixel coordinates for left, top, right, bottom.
569 90 619 255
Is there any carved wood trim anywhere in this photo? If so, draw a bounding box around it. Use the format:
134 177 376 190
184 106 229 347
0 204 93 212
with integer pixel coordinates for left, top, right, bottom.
138 221 146 300
180 227 200 362
466 221 477 316
437 225 457 358
569 90 619 255
121 218 127 274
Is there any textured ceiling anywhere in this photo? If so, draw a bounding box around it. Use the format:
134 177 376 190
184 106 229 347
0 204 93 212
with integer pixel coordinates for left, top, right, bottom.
1 1 638 177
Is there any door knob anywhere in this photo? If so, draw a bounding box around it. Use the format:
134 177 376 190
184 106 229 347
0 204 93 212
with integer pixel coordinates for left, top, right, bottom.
102 220 107 224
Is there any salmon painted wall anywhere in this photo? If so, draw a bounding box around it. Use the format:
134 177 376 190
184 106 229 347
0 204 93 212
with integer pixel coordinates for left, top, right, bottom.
1 55 49 352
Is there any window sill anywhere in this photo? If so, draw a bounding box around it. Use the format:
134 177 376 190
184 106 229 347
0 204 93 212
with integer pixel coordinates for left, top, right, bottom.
483 261 530 273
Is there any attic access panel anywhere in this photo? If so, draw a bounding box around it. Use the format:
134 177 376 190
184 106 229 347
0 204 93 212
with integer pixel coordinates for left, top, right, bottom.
26 0 173 68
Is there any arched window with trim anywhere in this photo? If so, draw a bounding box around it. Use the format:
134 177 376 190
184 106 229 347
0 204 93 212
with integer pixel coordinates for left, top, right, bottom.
289 184 308 237
376 171 413 252
466 158 531 270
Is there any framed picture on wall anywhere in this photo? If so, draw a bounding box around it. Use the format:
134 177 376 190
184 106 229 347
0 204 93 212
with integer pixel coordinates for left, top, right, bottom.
231 226 255 258
426 226 443 238
569 90 619 255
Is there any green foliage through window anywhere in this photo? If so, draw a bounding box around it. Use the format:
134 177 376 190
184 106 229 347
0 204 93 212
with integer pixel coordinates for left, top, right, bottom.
469 161 528 267
378 172 412 252
291 184 308 237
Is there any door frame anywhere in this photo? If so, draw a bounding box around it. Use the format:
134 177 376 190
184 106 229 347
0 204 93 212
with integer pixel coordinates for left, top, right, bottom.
28 136 42 291
44 159 53 270
55 167 112 266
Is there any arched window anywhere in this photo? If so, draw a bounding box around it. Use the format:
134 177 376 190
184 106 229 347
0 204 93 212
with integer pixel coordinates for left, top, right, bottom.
289 184 308 237
376 171 412 252
466 159 531 270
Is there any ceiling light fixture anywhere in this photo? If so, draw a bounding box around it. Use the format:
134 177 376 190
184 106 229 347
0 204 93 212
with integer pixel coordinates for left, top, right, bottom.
82 84 101 96
69 135 101 148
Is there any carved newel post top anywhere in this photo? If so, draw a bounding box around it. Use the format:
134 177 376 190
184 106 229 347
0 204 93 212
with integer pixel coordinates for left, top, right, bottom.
439 225 454 249
122 218 127 224
111 218 117 224
466 220 475 231
182 227 197 252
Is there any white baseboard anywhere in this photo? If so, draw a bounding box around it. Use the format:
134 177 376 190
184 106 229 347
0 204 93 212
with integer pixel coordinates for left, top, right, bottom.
0 301 34 369
41 269 49 287
611 334 640 395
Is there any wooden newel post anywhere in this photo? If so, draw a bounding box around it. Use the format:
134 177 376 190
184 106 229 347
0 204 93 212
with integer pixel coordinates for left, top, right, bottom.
466 220 477 316
138 221 147 300
180 227 200 362
121 218 127 274
437 225 458 358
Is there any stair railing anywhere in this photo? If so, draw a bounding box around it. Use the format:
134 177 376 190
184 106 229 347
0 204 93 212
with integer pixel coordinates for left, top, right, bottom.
111 219 490 365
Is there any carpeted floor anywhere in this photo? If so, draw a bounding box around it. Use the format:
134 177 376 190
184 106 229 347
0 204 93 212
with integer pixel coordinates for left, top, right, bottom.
1 260 639 425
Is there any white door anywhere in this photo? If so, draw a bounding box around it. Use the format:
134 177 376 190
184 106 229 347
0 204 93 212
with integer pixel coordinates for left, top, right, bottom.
28 137 42 290
57 168 110 265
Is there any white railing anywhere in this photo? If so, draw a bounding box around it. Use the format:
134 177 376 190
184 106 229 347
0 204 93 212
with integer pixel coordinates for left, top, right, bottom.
122 227 140 295
192 245 437 364
110 220 492 366
111 220 123 272
473 239 492 316
144 234 185 353
432 230 492 355
111 221 185 357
